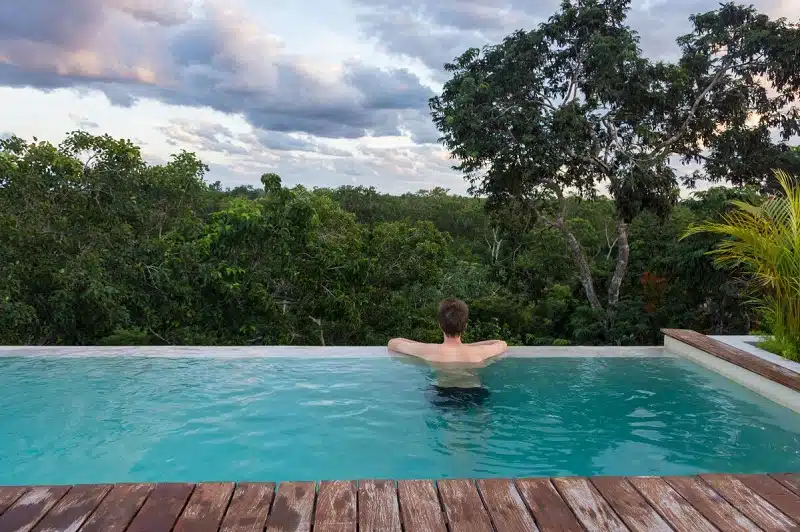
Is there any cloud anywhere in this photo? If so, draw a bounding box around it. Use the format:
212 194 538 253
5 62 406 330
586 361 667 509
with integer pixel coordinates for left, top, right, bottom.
160 119 354 159
355 0 558 73
69 113 99 130
155 116 464 193
0 0 435 141
355 0 792 74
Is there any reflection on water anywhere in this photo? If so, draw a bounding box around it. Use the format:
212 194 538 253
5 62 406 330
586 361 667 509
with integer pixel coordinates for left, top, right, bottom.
0 355 798 484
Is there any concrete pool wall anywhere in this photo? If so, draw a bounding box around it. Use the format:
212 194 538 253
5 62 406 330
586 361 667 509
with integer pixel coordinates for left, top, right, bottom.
0 345 667 358
664 329 800 414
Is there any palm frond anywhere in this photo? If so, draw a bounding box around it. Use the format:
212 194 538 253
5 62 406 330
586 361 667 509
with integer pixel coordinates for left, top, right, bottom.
683 170 800 358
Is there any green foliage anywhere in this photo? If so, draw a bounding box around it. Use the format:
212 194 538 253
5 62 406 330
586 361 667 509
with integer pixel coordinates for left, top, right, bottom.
684 171 800 359
758 336 800 362
0 132 759 346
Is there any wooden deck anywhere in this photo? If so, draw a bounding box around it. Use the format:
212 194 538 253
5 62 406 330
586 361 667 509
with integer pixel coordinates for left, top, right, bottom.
1 474 800 531
662 328 800 392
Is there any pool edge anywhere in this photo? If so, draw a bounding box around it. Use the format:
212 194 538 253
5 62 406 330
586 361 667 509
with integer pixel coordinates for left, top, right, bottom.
664 332 800 414
0 345 669 358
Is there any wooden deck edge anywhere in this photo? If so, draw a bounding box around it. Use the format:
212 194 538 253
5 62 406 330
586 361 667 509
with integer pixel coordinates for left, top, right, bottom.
662 329 800 393
3 475 800 532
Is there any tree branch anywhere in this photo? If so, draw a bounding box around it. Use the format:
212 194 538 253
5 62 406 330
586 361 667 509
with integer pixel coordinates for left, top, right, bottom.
650 59 732 156
607 221 630 307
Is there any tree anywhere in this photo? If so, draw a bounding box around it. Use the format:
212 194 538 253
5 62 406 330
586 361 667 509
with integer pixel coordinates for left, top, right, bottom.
430 0 800 321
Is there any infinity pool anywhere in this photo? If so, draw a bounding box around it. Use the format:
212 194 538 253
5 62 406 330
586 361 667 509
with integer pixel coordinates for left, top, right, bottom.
0 353 798 484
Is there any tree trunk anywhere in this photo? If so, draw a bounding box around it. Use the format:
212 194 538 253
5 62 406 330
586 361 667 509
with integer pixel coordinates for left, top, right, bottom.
557 223 603 310
607 220 629 307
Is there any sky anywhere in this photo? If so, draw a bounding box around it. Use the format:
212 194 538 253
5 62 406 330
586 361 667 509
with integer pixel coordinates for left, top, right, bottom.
0 0 798 194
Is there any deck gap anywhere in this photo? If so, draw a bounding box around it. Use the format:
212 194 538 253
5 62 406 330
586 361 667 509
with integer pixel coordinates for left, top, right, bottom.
355 480 360 532
169 483 197 532
395 480 406 532
30 485 73 532
586 477 638 531
769 474 800 497
217 481 237 532
510 479 545 532
620 477 679 532
0 487 29 519
550 480 592 531
473 479 500 532
77 483 116 531
626 478 686 532
433 480 452 532
695 475 767 523
309 481 319 532
121 484 156 532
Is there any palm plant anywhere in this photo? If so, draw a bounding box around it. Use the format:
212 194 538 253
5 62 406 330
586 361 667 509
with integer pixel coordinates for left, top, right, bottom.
683 170 800 361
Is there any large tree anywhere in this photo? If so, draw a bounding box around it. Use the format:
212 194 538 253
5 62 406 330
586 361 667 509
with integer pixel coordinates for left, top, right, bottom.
430 0 800 314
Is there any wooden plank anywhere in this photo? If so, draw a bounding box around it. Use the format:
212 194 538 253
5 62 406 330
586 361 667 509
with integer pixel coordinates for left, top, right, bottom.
737 475 800 523
313 481 356 532
772 474 800 497
665 476 760 532
700 474 799 531
397 480 446 532
78 484 153 532
590 477 671 532
219 483 275 532
628 476 718 532
358 480 400 532
662 329 800 391
0 486 70 532
31 484 110 532
0 488 28 516
551 477 629 532
437 479 493 532
476 479 538 532
701 474 799 531
0 486 71 532
264 481 315 532
173 482 235 532
125 483 194 532
436 480 491 532
514 478 582 532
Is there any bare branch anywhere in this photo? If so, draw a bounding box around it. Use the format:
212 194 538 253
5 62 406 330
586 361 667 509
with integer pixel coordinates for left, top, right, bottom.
564 48 586 106
607 221 630 306
649 59 732 156
604 221 619 260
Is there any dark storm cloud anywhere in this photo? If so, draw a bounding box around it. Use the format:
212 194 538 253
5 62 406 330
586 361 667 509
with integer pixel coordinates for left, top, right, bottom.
0 0 436 141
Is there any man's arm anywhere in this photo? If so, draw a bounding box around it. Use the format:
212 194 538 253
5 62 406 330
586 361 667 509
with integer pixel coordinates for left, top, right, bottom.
388 338 431 358
468 340 508 359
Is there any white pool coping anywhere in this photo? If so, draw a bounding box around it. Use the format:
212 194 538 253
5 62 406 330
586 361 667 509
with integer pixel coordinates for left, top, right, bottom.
0 345 668 358
665 336 800 414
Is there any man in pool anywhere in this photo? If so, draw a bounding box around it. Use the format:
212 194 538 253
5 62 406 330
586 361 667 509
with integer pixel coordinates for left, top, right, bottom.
388 299 508 363
388 299 507 406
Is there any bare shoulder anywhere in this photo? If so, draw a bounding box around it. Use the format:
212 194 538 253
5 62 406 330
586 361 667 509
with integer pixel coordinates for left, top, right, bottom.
463 341 508 362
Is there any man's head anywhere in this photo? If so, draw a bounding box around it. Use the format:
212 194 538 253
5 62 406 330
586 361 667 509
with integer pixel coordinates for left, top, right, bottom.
438 299 468 338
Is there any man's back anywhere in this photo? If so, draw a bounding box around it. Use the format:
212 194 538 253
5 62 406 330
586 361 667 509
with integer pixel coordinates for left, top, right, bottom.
387 338 508 364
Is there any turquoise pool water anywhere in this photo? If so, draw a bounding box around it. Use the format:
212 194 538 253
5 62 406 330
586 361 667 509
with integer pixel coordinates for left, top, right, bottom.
0 354 798 484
